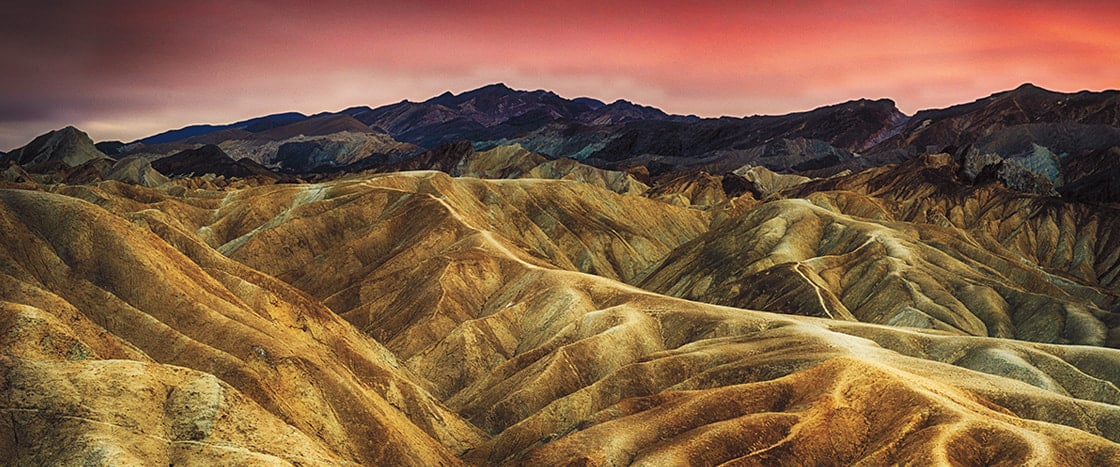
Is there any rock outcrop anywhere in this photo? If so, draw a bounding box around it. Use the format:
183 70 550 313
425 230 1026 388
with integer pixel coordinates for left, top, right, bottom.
103 156 171 187
3 126 109 168
734 164 812 198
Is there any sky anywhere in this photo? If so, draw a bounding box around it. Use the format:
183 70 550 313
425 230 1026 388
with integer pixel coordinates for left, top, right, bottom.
2 0 1119 150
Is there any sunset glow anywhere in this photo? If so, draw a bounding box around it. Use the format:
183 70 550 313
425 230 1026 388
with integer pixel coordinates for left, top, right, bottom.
2 0 1118 149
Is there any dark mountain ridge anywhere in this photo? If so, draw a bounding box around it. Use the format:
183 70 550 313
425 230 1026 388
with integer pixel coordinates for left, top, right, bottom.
136 112 310 145
871 83 1120 158
335 83 701 150
120 83 1118 162
7 83 1118 202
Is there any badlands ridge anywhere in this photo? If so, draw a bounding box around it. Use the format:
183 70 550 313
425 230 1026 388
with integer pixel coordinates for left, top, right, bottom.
2 83 1120 465
2 148 1120 464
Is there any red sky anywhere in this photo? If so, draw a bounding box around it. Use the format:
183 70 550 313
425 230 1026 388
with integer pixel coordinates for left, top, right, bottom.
2 0 1119 150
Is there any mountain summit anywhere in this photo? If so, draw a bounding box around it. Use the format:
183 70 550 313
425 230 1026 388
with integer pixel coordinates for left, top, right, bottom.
2 126 108 168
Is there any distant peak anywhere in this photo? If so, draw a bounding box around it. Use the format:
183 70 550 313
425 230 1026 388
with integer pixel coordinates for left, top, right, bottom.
480 82 513 91
846 97 897 107
462 83 518 96
811 97 900 114
44 126 94 143
998 82 1057 97
428 83 521 105
196 144 228 153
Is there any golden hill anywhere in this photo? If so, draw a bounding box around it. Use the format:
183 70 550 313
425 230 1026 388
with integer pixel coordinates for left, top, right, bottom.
642 154 1120 347
2 162 1120 464
0 188 479 464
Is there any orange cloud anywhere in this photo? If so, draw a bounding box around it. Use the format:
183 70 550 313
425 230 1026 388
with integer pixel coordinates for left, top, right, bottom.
0 0 1117 147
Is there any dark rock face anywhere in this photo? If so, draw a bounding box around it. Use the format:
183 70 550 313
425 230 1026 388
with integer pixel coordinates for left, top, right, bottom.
151 144 280 179
61 158 117 184
960 151 1058 196
720 172 752 198
94 141 128 156
992 159 1059 196
372 141 476 174
272 141 330 173
1061 146 1120 204
960 151 1005 182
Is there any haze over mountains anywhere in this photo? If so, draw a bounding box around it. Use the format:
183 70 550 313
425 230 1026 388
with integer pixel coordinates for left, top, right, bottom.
3 83 1120 464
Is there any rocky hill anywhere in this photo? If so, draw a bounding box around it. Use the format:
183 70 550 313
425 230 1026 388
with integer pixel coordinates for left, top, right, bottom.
2 83 1120 465
2 126 109 169
2 161 1120 464
641 153 1120 346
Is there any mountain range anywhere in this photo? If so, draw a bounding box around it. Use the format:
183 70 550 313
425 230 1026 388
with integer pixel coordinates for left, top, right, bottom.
7 82 1120 202
2 83 1120 464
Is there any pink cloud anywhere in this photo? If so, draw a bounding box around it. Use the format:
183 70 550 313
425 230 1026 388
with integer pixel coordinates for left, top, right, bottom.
1 0 1117 148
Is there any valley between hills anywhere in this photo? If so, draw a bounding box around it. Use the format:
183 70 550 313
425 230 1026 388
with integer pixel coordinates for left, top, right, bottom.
3 83 1120 465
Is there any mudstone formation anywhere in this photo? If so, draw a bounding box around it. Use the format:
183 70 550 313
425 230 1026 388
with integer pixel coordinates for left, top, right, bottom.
2 83 1120 465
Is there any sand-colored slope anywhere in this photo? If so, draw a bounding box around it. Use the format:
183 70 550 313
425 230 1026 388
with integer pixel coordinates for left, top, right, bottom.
132 173 1120 463
208 171 707 285
641 154 1120 347
640 194 1116 346
516 355 1118 466
645 171 735 208
371 143 650 196
6 171 1120 465
0 189 480 465
1 356 343 465
789 153 1120 293
525 157 650 196
391 266 1120 464
458 144 547 179
184 173 705 402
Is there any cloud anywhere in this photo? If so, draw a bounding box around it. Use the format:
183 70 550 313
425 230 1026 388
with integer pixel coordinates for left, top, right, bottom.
1 0 1117 149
